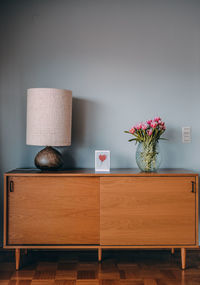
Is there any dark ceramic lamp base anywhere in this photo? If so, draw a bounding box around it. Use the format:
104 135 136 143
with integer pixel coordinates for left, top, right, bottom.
34 146 63 170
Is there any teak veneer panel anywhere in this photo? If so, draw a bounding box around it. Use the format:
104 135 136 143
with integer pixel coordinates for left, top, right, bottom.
100 177 196 246
4 169 198 270
7 176 100 245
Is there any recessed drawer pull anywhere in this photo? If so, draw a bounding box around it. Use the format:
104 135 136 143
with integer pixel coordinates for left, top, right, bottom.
10 180 14 192
191 181 195 193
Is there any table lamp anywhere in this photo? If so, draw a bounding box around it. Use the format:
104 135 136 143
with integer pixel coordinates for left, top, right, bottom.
26 88 72 170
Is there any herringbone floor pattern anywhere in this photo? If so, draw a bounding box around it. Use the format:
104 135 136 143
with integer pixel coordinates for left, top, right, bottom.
0 250 200 284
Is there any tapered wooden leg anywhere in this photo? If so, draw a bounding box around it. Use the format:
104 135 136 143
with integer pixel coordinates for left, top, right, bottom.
98 248 102 262
24 249 28 255
181 248 186 270
171 248 175 254
15 249 20 271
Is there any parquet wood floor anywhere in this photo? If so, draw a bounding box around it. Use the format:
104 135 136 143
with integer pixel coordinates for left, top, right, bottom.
0 250 200 285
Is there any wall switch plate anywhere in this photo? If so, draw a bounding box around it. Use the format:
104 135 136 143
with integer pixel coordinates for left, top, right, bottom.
182 127 191 143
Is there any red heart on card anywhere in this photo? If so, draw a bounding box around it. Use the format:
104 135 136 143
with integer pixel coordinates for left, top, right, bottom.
99 154 107 162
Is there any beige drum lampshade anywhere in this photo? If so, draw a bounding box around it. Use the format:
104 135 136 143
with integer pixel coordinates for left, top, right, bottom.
26 88 72 146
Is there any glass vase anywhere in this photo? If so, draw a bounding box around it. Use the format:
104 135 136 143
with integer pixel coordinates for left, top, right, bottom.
136 141 161 172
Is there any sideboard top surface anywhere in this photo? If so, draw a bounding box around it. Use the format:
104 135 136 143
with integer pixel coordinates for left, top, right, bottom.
5 168 198 177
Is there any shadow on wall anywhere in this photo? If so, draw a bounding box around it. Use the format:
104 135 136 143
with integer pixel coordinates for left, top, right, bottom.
60 97 100 169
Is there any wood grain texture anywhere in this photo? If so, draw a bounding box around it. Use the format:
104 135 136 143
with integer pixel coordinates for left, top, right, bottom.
98 248 102 262
4 244 198 249
181 248 186 270
4 169 198 271
4 175 8 248
100 177 196 246
15 249 20 270
7 177 100 245
195 176 199 246
5 168 198 176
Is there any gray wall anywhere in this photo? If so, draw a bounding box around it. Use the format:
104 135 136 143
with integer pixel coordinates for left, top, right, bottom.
0 0 200 246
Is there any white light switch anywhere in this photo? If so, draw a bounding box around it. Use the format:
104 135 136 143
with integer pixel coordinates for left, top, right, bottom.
182 127 191 143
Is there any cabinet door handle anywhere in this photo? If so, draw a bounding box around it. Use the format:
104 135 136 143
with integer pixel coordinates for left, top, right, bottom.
10 180 14 192
191 181 196 193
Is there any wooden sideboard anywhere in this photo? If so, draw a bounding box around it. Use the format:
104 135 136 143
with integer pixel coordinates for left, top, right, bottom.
4 168 198 270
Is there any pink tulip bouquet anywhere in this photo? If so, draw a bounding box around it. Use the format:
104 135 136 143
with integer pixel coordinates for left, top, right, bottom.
125 117 166 172
125 117 166 144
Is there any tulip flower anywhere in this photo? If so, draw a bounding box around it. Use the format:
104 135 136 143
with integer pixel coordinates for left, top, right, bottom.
154 117 161 122
150 121 158 128
125 116 166 144
147 129 153 136
129 127 135 134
